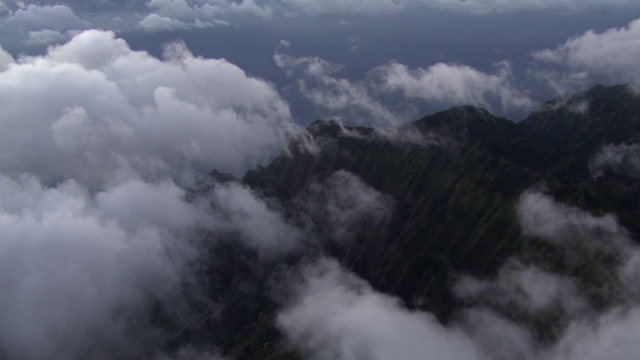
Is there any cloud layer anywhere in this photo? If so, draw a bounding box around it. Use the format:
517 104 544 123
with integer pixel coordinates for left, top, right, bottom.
275 50 534 124
276 191 640 360
0 175 204 360
0 29 301 359
0 30 296 187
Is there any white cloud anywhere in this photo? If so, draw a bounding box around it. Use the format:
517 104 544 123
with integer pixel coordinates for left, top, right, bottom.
274 52 411 126
516 191 630 250
550 307 640 360
204 181 304 257
375 60 534 112
533 18 640 89
139 0 269 31
295 170 394 243
278 191 640 360
278 258 485 360
0 30 297 187
516 190 640 299
0 175 204 360
139 13 189 31
0 4 88 47
455 259 589 317
275 51 535 125
3 4 85 31
590 142 640 179
277 0 404 16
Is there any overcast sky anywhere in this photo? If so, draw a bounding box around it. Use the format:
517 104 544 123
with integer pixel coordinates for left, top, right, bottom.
1 0 639 124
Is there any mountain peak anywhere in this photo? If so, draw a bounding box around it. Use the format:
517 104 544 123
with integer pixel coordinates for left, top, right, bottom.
413 105 519 141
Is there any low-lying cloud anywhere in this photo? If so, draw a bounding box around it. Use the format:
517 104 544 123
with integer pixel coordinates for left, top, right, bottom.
274 52 401 126
0 29 303 360
0 176 204 360
276 190 640 360
275 50 535 125
294 170 395 243
590 142 640 179
375 60 534 113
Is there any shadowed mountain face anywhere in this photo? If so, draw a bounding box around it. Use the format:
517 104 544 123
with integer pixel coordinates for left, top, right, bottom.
169 84 640 359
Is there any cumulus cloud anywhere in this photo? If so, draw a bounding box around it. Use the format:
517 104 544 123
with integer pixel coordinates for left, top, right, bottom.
0 4 87 45
375 60 534 112
590 142 640 179
0 29 306 358
0 30 296 187
0 175 206 360
533 18 640 90
516 190 631 251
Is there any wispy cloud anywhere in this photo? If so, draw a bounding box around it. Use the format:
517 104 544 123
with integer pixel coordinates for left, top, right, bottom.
590 142 640 179
374 60 534 113
532 18 640 91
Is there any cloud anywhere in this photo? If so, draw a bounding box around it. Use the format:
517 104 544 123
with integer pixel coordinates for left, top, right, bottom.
203 181 304 258
294 170 395 243
138 13 190 31
139 0 269 32
0 175 206 360
277 190 640 360
277 0 404 16
277 257 485 360
26 28 76 45
0 30 297 187
2 0 637 41
275 50 534 124
0 4 87 46
3 3 85 31
590 142 640 179
0 28 307 358
270 0 638 16
532 18 640 89
0 44 13 70
423 0 637 14
455 259 589 317
274 52 401 126
516 190 631 250
375 60 534 112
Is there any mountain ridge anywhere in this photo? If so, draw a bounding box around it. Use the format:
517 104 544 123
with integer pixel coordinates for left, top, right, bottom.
171 83 640 359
